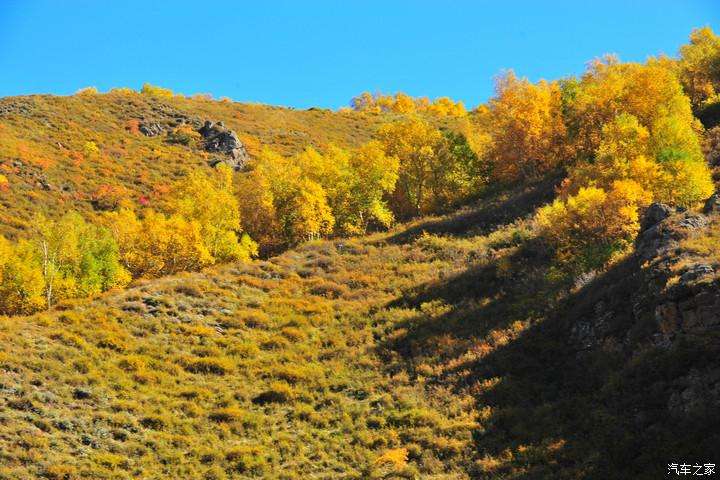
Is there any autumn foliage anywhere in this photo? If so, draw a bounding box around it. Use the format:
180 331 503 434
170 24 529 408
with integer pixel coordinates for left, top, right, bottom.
1 28 718 313
351 92 467 117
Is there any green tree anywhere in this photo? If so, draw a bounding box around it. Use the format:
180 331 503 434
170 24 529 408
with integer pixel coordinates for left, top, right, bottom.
33 212 130 308
376 117 484 217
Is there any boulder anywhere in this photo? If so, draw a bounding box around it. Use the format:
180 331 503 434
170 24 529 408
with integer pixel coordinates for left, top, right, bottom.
139 122 164 137
198 121 249 170
703 193 720 214
679 264 715 284
640 203 674 232
636 204 709 263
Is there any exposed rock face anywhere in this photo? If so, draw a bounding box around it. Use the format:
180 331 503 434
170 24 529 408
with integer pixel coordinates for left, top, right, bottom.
634 204 716 345
668 369 720 417
134 101 195 137
635 203 708 263
703 192 720 214
640 202 674 231
569 199 720 417
134 112 249 170
0 97 35 117
198 121 249 170
138 122 165 137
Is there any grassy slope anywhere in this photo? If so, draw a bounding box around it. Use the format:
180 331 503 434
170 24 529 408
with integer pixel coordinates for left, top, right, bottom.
0 92 415 238
0 176 557 480
2 174 719 479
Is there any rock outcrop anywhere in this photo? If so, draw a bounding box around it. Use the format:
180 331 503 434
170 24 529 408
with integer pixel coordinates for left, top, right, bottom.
703 192 720 214
134 113 250 170
568 200 720 417
198 121 249 170
631 203 717 345
138 122 165 137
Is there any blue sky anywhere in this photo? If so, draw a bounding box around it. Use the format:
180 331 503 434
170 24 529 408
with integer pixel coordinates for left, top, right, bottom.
0 1 718 109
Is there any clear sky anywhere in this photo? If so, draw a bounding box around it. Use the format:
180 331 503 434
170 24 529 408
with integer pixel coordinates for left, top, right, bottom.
0 1 718 109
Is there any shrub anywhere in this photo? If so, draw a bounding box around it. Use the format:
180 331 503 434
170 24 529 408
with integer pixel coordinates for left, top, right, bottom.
208 406 257 428
182 356 234 375
140 415 167 430
225 445 268 475
141 83 174 98
44 464 78 480
166 125 202 147
252 382 295 404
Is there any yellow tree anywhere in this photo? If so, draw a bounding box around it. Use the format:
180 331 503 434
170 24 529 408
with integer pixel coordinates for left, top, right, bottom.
351 92 379 112
350 92 467 117
345 140 399 232
241 148 335 246
286 178 335 241
427 97 467 117
294 143 399 234
537 180 650 272
678 27 720 110
567 58 701 161
168 165 257 263
236 168 281 254
376 117 484 217
487 71 567 182
563 112 712 208
0 237 45 315
103 208 213 278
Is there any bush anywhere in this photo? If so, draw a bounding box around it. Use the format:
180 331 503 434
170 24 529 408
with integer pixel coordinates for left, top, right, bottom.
182 356 234 375
536 181 648 272
252 382 295 404
141 83 174 98
225 445 268 475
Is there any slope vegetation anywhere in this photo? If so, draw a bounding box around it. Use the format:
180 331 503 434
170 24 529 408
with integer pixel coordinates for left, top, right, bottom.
2 174 717 479
0 92 407 238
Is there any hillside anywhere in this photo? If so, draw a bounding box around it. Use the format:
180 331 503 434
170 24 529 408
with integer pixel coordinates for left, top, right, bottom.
0 172 719 479
0 91 430 239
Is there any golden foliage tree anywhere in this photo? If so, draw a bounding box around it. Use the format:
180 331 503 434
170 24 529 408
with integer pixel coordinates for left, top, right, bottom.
351 92 466 117
168 165 257 263
565 57 701 161
678 27 720 110
103 208 213 278
240 148 334 247
537 181 650 272
486 71 567 182
295 142 399 234
0 237 45 315
563 112 713 208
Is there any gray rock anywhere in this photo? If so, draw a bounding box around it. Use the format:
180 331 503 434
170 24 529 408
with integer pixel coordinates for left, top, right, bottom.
703 193 720 214
640 203 674 232
679 264 715 284
677 213 709 230
198 120 249 170
139 122 164 137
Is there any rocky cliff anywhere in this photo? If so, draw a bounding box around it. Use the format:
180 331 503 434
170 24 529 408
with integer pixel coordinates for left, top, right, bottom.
570 202 720 421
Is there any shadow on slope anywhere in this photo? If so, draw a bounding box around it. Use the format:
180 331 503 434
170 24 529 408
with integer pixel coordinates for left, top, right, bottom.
383 173 562 245
381 238 720 479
